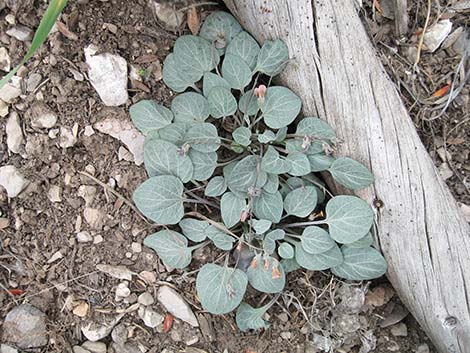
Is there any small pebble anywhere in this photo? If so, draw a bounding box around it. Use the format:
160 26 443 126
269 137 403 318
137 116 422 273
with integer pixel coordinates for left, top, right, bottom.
76 231 93 243
416 344 430 353
138 306 164 328
280 332 292 340
93 235 103 244
131 242 142 253
390 322 408 337
115 282 130 298
138 292 154 306
185 336 199 346
277 312 289 323
81 341 107 353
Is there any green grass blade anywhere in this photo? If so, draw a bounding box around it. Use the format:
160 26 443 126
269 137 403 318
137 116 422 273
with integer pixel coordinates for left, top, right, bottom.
0 0 68 89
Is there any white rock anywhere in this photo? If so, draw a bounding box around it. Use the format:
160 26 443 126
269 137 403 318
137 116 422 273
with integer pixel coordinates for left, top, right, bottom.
0 344 18 353
391 322 408 337
81 341 107 353
0 166 29 198
2 304 47 348
5 15 16 25
0 100 9 117
77 231 93 243
6 112 23 154
185 336 199 346
47 185 62 203
424 19 453 53
85 45 128 106
138 292 154 306
0 76 21 103
115 282 131 298
0 47 11 72
81 314 124 342
93 235 103 244
438 162 454 181
416 344 430 353
138 306 164 328
157 286 199 327
96 264 133 281
29 104 57 129
26 73 42 92
151 1 184 30
73 347 91 353
48 128 59 139
118 146 134 162
59 126 77 148
83 207 105 230
47 250 63 264
131 242 142 253
6 25 33 41
84 125 95 137
78 185 97 206
94 118 144 165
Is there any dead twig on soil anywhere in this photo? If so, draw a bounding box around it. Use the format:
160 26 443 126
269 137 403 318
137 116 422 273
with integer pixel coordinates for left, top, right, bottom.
414 0 432 70
78 171 151 225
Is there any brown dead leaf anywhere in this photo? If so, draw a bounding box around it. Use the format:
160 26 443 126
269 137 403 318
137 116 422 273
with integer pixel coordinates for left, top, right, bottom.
373 0 382 13
365 285 395 307
73 301 89 317
135 55 159 64
187 7 200 35
432 83 451 98
56 21 78 41
447 137 465 145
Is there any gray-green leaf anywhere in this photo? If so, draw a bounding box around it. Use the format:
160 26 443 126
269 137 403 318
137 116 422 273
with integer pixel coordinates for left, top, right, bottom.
232 126 251 146
261 87 301 129
286 152 311 176
226 31 260 70
332 246 387 280
203 72 231 97
188 150 217 181
296 117 336 143
156 122 191 146
162 53 194 92
221 192 246 228
295 242 343 271
278 242 294 259
252 219 272 234
263 229 285 254
236 302 270 332
258 130 276 143
205 176 227 197
200 12 242 51
174 35 219 80
227 155 260 193
308 153 335 172
328 157 374 190
255 39 289 76
185 123 221 153
263 173 279 194
144 139 194 182
130 100 173 134
144 230 193 268
133 175 184 225
347 232 374 248
206 226 236 250
300 226 335 254
253 191 283 223
196 263 247 314
179 219 209 242
239 89 259 116
247 255 285 293
261 146 291 174
325 195 374 244
222 54 252 91
171 92 210 123
284 186 317 217
208 87 237 118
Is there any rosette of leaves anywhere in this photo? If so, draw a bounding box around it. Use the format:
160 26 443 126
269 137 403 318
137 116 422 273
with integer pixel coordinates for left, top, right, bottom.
130 11 387 331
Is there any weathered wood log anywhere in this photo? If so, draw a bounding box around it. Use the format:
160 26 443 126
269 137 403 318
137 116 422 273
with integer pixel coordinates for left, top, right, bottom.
223 1 470 352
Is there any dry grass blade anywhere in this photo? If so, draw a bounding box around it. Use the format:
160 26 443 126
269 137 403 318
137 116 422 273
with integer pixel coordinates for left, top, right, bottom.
0 0 68 88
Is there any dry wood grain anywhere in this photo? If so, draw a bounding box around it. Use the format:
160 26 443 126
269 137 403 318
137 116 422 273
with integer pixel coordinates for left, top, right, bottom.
223 1 470 352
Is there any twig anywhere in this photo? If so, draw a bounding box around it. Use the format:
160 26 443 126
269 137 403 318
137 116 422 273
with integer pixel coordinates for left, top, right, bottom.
178 2 219 13
414 0 432 69
78 171 151 224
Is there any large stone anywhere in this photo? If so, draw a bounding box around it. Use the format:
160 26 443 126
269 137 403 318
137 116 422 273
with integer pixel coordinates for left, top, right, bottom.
157 286 199 327
27 103 58 129
0 165 29 198
6 111 23 154
2 304 47 348
85 45 128 106
0 76 21 103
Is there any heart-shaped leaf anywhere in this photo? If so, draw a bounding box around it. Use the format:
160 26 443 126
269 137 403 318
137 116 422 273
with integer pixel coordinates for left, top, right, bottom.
263 173 279 194
221 192 246 228
144 230 193 268
162 53 194 92
196 263 247 314
281 258 301 273
300 226 335 254
347 232 374 248
226 31 260 70
174 35 219 80
205 176 227 197
239 89 259 116
133 175 184 225
203 72 231 96
294 241 343 271
252 219 272 234
155 122 191 147
296 117 336 143
253 191 283 223
278 242 294 259
261 146 291 174
236 302 271 332
328 157 374 190
308 153 335 172
207 87 237 118
232 126 251 146
284 186 317 217
222 54 252 91
255 39 289 76
130 100 173 134
179 218 209 242
286 152 311 176
247 255 285 293
188 150 217 181
171 92 209 123
227 155 260 193
200 11 242 51
185 122 221 153
332 246 387 280
325 196 374 244
285 139 324 155
263 229 285 254
275 127 288 142
206 226 236 250
258 130 276 143
261 87 301 129
144 139 193 182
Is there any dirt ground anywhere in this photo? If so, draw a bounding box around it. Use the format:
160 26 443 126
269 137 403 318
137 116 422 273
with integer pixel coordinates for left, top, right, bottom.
0 0 467 352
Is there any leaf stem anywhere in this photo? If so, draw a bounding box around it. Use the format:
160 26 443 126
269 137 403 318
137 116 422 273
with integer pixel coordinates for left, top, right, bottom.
281 220 325 229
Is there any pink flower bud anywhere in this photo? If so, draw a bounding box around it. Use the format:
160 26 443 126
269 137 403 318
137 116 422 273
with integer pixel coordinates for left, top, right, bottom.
254 84 267 99
240 210 249 222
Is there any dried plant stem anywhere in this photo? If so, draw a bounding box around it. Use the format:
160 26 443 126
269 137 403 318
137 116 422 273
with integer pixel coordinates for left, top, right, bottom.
414 0 432 69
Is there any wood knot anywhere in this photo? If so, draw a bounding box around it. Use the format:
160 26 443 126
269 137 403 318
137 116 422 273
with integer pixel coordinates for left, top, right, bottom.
373 198 384 209
443 316 458 330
